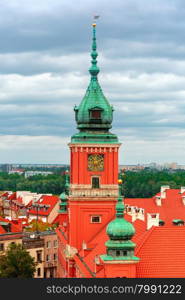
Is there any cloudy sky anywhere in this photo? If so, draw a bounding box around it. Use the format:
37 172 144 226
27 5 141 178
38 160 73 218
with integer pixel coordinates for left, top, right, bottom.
0 0 185 164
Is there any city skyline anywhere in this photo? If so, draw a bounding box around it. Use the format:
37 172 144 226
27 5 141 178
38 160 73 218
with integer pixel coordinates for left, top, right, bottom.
0 0 185 164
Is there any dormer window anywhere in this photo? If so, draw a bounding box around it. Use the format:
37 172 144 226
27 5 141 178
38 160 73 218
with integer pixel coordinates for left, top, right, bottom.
159 220 165 226
91 110 101 119
173 219 184 226
151 214 157 218
91 216 101 223
89 108 102 123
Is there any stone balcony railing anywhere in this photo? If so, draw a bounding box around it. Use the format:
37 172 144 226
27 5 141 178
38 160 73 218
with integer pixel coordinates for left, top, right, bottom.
70 186 119 198
70 190 118 197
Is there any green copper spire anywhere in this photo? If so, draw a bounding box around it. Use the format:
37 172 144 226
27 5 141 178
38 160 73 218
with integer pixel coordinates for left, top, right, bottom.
59 170 70 213
72 23 118 144
89 23 100 78
64 169 70 195
101 180 139 262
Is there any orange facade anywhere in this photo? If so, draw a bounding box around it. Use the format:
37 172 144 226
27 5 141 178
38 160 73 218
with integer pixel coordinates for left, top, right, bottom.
68 143 120 250
69 144 119 185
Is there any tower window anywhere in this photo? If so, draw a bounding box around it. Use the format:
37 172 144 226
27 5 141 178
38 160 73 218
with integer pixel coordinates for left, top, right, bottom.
92 177 100 188
116 250 121 256
91 216 101 223
91 110 101 119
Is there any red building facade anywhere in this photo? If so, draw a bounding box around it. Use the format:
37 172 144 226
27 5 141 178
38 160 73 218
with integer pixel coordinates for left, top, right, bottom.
56 23 138 278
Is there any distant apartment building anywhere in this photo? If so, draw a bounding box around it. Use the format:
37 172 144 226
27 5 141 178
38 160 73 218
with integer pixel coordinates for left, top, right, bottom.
0 164 12 173
176 165 185 170
119 164 145 171
8 169 24 175
119 162 185 171
24 171 53 178
163 162 178 169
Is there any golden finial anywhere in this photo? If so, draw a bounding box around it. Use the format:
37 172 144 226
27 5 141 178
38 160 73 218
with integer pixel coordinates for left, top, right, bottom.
92 15 99 27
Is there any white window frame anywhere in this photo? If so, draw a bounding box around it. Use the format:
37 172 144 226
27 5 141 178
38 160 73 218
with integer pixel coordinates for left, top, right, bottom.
90 215 101 224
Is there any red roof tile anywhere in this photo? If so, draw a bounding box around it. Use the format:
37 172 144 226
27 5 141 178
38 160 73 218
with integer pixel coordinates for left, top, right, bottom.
0 216 22 233
8 192 16 200
28 195 59 216
0 226 6 234
125 189 185 226
58 188 185 278
136 227 185 277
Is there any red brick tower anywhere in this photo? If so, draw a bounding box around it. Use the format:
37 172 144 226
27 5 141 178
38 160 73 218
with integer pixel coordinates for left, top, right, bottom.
68 23 121 250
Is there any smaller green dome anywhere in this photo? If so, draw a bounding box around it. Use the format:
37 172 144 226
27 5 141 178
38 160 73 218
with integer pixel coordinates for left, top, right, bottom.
106 218 135 241
59 192 68 200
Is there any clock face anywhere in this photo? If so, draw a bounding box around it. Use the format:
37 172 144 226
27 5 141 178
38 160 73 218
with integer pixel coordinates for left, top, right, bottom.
88 154 104 171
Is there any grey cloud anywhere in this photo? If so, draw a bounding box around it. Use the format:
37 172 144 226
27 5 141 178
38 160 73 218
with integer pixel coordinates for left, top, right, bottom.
0 0 185 163
0 0 185 56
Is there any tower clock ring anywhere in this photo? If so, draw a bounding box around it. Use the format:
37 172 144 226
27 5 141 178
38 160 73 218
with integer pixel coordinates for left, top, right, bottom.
88 154 104 171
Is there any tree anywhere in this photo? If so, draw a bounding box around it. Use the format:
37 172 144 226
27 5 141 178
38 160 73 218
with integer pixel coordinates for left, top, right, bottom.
25 219 57 232
0 243 37 278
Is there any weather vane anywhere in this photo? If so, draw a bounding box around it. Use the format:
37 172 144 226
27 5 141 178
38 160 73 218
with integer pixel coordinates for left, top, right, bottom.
93 14 100 26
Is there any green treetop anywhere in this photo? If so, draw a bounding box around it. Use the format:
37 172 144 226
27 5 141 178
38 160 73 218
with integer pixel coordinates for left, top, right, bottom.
0 243 37 278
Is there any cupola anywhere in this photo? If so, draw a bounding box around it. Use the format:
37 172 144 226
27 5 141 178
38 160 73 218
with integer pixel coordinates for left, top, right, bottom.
101 179 139 261
74 24 113 132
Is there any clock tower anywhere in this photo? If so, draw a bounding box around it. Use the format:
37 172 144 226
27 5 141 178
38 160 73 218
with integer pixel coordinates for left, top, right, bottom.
68 23 121 250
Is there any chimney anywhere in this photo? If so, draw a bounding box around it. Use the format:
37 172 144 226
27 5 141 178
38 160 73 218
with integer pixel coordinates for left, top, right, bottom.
180 187 185 194
82 240 87 250
160 185 170 199
94 255 103 274
182 196 185 206
135 208 145 221
155 196 162 206
147 213 160 230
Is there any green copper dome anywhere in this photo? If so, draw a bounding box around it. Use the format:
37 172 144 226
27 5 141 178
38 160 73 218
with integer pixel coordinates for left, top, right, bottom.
59 171 69 213
106 185 135 240
106 217 135 240
74 24 113 131
59 192 68 201
101 179 139 263
101 180 139 262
